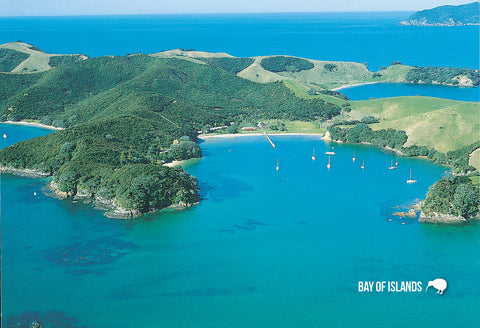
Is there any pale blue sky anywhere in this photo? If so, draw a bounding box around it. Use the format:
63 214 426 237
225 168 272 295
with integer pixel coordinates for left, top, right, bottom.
0 0 475 16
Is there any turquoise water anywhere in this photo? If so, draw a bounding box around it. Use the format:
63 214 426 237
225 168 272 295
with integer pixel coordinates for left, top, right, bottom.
2 129 479 327
340 83 480 102
0 12 479 70
0 123 54 148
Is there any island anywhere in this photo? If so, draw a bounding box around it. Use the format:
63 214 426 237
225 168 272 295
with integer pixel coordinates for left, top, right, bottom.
400 2 480 26
1 42 479 221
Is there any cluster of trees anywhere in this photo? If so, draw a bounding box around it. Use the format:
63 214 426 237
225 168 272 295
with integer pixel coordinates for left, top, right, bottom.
328 123 407 149
269 121 286 131
405 66 480 86
423 176 479 219
260 56 314 73
48 55 85 68
403 141 480 174
323 63 337 72
0 48 29 72
309 88 349 100
203 57 254 74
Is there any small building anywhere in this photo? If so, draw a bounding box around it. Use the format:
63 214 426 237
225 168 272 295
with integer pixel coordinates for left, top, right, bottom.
241 127 257 131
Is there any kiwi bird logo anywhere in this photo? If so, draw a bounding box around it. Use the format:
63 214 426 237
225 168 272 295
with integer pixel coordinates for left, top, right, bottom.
426 278 447 295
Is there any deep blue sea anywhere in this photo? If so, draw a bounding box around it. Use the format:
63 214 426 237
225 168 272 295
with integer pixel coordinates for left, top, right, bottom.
0 12 479 70
1 12 480 328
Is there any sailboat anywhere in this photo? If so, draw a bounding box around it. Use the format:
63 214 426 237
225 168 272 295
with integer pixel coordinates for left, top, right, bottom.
360 160 365 170
327 155 331 169
388 160 397 170
406 169 417 183
352 151 356 162
395 158 399 166
276 158 280 171
312 148 316 161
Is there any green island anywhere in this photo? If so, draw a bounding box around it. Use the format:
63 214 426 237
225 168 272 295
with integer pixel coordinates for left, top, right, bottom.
0 41 479 222
400 2 480 26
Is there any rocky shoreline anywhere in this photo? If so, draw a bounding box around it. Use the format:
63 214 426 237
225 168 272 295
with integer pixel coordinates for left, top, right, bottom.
0 166 50 177
419 211 468 224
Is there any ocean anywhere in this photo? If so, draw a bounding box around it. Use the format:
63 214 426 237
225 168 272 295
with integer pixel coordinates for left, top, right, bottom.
0 12 479 70
1 127 480 327
1 12 480 328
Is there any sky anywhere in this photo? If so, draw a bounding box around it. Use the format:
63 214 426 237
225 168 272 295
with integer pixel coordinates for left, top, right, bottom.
0 0 475 16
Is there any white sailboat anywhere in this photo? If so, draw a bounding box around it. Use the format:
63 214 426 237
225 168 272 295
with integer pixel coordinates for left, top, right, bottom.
406 169 417 183
352 151 356 162
312 148 316 161
276 158 280 171
327 155 331 169
360 160 365 170
388 160 397 170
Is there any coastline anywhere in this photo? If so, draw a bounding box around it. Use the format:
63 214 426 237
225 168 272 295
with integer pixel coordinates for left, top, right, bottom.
1 121 64 131
198 132 324 140
331 81 381 91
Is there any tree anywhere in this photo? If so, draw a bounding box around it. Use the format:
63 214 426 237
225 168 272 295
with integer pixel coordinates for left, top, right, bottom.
55 171 79 195
453 184 480 218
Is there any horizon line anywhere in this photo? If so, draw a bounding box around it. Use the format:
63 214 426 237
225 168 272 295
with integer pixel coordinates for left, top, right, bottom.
0 10 415 18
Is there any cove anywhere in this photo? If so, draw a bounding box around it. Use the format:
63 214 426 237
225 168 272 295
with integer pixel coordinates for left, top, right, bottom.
339 82 480 102
2 128 479 328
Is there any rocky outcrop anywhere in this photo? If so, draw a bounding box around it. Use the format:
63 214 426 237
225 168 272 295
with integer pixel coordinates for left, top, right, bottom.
419 211 467 224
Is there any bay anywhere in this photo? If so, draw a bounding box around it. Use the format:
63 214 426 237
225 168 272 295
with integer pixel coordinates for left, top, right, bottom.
339 82 480 102
2 127 479 327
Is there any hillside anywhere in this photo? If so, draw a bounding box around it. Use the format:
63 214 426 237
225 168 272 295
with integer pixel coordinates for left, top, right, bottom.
1 42 478 219
400 2 480 26
0 42 87 73
0 44 342 217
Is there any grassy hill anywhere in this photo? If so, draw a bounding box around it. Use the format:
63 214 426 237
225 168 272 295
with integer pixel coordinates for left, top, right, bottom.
1 42 478 218
350 97 479 152
0 42 87 73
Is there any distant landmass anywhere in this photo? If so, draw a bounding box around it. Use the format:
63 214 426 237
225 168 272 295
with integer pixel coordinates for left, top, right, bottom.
400 2 480 26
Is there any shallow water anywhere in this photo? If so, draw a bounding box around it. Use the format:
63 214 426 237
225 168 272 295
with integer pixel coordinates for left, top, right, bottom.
2 130 479 327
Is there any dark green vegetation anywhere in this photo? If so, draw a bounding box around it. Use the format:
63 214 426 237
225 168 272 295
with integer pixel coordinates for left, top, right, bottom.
403 141 480 174
423 176 479 220
0 48 29 72
48 55 86 67
405 66 480 86
260 56 314 73
0 52 341 215
329 123 480 175
400 2 479 26
203 57 254 74
328 123 408 150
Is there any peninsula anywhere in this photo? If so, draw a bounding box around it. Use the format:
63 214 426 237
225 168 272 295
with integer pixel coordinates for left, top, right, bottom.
400 2 480 26
1 42 479 221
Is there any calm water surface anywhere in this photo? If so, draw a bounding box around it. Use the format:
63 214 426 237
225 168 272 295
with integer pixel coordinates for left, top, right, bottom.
340 82 480 102
2 127 479 327
0 12 479 70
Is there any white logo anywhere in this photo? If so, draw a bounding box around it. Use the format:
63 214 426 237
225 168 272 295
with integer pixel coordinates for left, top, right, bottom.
426 278 447 295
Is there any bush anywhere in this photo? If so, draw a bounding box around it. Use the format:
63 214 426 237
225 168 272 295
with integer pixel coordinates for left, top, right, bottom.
324 63 337 72
261 56 314 73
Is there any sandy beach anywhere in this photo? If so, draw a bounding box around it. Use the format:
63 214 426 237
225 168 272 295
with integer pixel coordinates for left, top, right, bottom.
198 132 324 140
1 121 64 131
331 81 380 91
